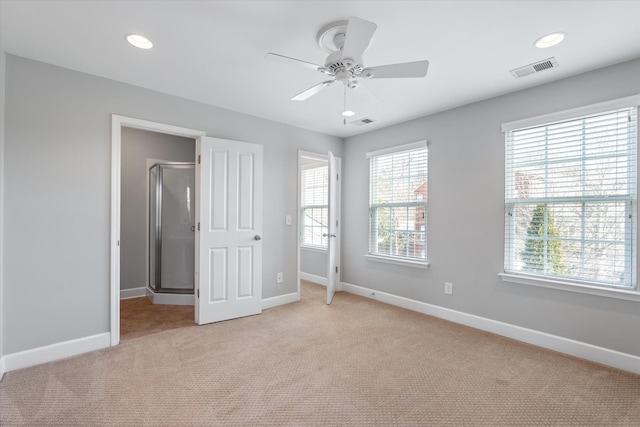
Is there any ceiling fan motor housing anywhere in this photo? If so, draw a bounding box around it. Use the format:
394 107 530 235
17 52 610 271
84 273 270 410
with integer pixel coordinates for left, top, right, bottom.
324 50 365 82
317 20 369 85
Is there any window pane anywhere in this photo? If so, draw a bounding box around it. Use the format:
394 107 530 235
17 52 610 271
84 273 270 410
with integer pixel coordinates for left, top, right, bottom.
301 161 328 248
505 106 637 289
369 144 427 261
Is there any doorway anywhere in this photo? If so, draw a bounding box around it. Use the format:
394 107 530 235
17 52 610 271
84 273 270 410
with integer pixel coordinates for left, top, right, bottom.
110 115 206 345
297 150 341 304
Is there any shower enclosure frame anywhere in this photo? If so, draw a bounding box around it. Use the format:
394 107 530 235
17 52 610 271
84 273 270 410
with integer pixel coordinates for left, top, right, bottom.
149 162 195 294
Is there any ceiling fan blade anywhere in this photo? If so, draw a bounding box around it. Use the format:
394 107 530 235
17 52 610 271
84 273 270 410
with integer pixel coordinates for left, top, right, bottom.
350 83 379 105
265 53 322 72
367 60 430 79
291 80 334 101
342 17 377 61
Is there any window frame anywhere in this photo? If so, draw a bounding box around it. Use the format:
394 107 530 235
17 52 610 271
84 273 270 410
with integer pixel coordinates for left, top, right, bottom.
366 140 429 267
500 95 640 302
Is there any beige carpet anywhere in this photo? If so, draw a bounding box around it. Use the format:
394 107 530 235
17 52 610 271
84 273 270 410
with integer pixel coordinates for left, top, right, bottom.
1 282 639 426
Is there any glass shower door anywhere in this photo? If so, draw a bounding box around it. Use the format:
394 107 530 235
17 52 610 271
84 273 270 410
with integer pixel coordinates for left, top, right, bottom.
150 163 195 294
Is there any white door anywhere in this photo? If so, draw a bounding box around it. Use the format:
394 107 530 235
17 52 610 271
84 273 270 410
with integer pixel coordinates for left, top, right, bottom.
326 151 338 304
195 136 263 324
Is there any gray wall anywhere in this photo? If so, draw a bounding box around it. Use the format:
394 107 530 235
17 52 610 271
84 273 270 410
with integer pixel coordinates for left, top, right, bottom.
300 248 327 279
3 55 342 354
341 58 640 357
120 127 195 291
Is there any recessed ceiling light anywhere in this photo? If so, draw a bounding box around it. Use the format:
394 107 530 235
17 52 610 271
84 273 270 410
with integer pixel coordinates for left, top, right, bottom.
341 110 355 117
126 34 153 49
534 32 566 48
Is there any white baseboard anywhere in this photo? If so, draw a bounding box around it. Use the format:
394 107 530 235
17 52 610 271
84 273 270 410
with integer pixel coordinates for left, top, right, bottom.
120 286 147 300
300 272 327 286
2 333 111 373
0 356 5 380
262 292 299 310
341 282 640 375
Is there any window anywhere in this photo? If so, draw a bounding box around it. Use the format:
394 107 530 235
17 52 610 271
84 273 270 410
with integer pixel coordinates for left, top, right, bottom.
504 104 638 290
368 141 428 263
301 159 328 249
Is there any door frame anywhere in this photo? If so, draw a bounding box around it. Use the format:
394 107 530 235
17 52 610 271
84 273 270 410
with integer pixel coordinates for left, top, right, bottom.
110 115 205 346
296 150 342 301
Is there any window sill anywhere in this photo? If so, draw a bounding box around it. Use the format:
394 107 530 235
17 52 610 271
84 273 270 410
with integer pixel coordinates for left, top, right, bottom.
301 245 327 253
365 254 429 269
499 273 640 302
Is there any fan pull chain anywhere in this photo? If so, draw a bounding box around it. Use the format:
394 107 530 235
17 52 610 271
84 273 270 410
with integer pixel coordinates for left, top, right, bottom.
343 86 347 125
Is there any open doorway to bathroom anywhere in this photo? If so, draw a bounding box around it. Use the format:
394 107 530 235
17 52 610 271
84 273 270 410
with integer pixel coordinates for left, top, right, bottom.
119 127 196 340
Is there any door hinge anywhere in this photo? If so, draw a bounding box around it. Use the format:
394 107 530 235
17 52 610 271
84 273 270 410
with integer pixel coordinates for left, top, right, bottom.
336 266 338 273
198 154 201 164
198 222 200 231
197 289 199 298
337 173 339 180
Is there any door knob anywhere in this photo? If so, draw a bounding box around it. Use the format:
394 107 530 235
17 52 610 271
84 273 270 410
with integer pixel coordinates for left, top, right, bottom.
322 233 337 238
254 235 262 241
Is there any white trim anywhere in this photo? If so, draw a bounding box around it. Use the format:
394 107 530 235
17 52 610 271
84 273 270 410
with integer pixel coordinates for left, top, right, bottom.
262 292 299 310
110 118 121 346
300 272 327 286
3 333 111 373
366 140 427 159
341 282 640 375
499 273 640 302
0 49 6 380
111 115 205 347
120 287 147 300
501 94 640 132
364 254 429 269
113 115 206 138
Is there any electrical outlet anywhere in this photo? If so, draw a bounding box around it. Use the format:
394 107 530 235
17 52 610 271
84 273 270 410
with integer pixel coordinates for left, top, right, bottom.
277 272 283 283
445 282 453 295
285 215 292 226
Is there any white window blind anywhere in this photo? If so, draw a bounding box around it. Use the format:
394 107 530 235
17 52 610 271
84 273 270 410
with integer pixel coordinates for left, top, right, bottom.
505 106 638 289
301 163 328 248
369 143 428 262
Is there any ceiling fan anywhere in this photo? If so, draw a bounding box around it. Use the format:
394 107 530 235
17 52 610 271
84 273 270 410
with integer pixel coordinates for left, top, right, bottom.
266 16 429 101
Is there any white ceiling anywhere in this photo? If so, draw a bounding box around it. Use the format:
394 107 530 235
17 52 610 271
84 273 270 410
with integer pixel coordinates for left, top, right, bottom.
1 0 639 138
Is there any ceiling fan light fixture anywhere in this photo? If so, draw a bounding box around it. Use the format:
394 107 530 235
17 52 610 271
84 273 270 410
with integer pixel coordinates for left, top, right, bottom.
534 32 566 48
341 110 355 117
126 33 153 49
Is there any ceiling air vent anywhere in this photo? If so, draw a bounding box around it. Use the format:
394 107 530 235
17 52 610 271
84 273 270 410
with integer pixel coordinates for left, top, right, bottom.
351 117 375 126
510 57 558 79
